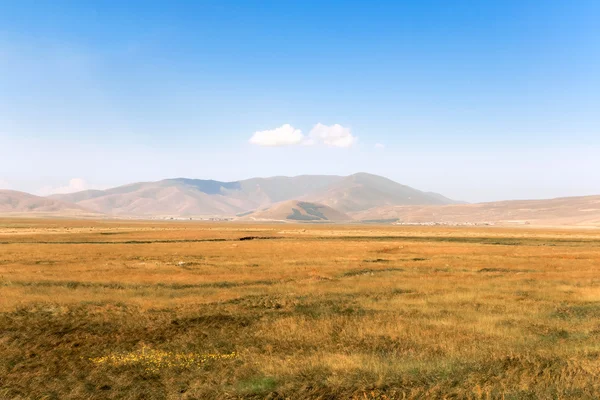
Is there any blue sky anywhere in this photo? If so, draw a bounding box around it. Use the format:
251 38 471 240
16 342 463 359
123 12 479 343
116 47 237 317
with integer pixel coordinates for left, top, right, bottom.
0 1 598 202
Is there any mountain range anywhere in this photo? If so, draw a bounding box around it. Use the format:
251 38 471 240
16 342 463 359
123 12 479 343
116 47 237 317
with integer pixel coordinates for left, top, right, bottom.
46 173 456 217
1 173 599 227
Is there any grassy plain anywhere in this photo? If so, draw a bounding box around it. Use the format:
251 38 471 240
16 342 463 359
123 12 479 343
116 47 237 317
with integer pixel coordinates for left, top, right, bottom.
1 218 600 399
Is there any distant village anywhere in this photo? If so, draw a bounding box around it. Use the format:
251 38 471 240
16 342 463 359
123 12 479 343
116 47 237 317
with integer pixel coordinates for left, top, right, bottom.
393 221 496 226
154 217 508 226
161 216 234 221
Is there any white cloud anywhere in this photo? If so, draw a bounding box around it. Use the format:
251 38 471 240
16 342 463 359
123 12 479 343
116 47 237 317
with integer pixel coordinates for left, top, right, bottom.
249 123 357 148
0 179 8 189
309 123 356 148
249 124 305 147
38 178 99 196
375 143 385 149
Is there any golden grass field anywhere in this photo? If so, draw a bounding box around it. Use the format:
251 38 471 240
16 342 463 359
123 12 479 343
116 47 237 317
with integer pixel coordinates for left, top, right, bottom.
1 218 600 399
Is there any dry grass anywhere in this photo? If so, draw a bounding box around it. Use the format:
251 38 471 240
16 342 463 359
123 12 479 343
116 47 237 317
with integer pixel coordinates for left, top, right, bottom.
1 218 600 399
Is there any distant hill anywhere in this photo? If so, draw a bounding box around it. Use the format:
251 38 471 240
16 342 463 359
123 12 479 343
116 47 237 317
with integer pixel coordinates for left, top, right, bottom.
49 173 456 217
239 200 353 222
306 173 457 213
50 181 247 217
5 179 600 227
0 190 98 216
352 195 600 227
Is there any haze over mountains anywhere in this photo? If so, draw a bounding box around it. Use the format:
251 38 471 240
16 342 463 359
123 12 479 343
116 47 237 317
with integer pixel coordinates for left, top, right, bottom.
48 173 455 217
0 190 99 216
0 172 599 227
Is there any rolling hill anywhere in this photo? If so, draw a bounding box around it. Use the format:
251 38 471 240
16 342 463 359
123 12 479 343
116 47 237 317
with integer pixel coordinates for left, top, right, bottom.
0 190 98 216
239 200 353 222
3 178 599 227
352 195 600 227
306 173 457 213
49 173 456 217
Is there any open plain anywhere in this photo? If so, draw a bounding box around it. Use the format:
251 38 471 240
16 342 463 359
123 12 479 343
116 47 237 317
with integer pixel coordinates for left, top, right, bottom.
1 218 600 399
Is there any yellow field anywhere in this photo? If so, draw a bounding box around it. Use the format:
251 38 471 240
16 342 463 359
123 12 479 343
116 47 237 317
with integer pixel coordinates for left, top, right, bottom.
1 218 600 399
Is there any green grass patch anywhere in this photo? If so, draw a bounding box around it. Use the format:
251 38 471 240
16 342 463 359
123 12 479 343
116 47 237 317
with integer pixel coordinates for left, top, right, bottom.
236 376 278 395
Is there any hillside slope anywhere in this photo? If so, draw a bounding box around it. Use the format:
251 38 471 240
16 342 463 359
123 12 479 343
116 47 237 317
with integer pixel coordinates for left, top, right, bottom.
353 195 600 227
0 190 98 216
307 173 456 213
239 200 353 222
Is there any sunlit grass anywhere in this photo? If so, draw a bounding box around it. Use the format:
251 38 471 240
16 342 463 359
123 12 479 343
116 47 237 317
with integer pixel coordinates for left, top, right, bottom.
1 219 600 398
90 346 237 373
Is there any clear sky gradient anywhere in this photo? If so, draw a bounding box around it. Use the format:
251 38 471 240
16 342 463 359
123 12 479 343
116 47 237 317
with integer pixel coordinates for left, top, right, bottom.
1 1 598 202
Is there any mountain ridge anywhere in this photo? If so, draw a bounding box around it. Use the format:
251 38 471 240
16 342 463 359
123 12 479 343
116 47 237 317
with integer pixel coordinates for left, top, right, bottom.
0 190 100 216
49 173 456 217
2 178 599 227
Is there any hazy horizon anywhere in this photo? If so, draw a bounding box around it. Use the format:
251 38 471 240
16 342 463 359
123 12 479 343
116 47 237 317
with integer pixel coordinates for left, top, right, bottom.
1 1 598 203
